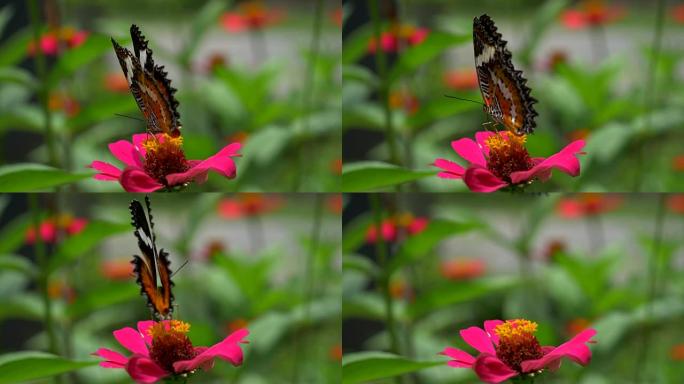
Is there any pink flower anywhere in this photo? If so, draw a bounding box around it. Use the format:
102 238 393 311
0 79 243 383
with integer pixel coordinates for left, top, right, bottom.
93 320 248 384
368 24 429 53
27 27 88 56
560 0 626 30
441 319 596 383
89 133 240 192
220 1 284 32
25 214 87 244
434 131 585 192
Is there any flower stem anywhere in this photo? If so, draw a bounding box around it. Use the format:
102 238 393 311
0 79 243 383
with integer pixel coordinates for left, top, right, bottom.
634 194 665 382
29 194 61 384
27 0 58 169
634 0 665 192
291 194 323 382
292 0 324 191
369 195 401 359
369 0 401 166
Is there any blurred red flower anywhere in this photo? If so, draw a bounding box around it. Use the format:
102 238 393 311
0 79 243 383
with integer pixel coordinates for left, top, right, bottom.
389 278 414 301
331 8 343 28
326 194 343 215
667 194 684 214
670 344 684 361
48 92 80 117
557 194 622 218
218 194 282 219
366 213 428 243
227 131 249 145
541 239 567 261
27 27 88 56
561 0 626 30
104 72 130 93
26 214 87 244
440 258 486 280
100 258 134 281
672 4 684 23
389 90 420 115
671 154 684 172
220 1 284 33
566 317 592 336
567 128 591 143
330 158 342 175
227 318 249 333
204 52 228 73
443 69 478 90
542 50 569 72
48 279 76 303
368 24 429 53
329 344 343 362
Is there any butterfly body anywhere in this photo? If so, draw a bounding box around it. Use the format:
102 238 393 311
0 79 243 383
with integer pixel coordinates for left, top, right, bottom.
473 14 537 136
112 25 181 137
130 196 174 320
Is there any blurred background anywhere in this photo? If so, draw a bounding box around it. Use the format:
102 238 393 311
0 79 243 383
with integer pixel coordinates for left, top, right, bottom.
0 193 342 383
342 0 684 192
342 193 684 383
0 0 341 192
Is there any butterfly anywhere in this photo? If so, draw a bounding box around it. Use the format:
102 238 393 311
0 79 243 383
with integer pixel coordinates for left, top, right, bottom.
111 25 182 138
129 196 174 320
473 14 537 136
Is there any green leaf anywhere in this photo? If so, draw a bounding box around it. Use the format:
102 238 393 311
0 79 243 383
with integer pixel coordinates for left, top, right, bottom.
179 0 226 67
0 213 39 254
342 352 443 384
0 28 31 67
518 0 569 66
389 219 483 273
0 164 92 192
342 213 372 253
0 67 37 89
0 351 97 384
67 282 138 319
342 162 436 192
49 220 131 273
46 34 112 88
0 254 34 276
408 276 519 318
342 25 373 64
388 31 470 82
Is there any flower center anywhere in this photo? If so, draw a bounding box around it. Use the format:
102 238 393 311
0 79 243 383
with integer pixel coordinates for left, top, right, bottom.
494 319 544 372
142 134 190 187
148 320 196 373
485 132 534 184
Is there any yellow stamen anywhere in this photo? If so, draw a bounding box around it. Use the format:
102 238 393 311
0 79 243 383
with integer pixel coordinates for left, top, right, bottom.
495 319 538 341
142 134 183 153
485 132 527 151
148 320 191 339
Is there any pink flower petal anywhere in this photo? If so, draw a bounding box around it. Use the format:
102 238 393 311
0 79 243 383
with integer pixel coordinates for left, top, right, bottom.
520 328 596 372
92 348 128 368
463 166 508 193
137 321 156 346
120 168 163 193
113 327 149 356
89 161 122 180
434 158 465 179
441 347 476 368
220 13 249 32
172 328 249 373
473 353 518 383
126 354 169 384
132 133 156 158
165 143 240 187
483 320 503 346
451 138 486 167
460 326 496 355
474 131 496 156
109 139 143 168
510 140 585 184
408 28 429 46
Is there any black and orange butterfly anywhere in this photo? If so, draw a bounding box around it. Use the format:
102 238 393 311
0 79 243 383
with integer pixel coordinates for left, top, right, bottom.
112 25 182 137
473 14 537 136
129 196 174 320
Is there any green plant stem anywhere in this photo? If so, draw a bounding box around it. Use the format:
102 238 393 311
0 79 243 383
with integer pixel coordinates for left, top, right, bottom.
248 28 268 66
292 0 324 191
634 195 666 382
27 0 58 169
634 0 665 191
370 0 400 166
29 194 61 384
370 195 401 360
585 215 605 254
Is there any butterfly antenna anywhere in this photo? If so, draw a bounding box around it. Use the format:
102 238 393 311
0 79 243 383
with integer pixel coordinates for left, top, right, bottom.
115 113 145 122
171 259 189 277
444 94 486 106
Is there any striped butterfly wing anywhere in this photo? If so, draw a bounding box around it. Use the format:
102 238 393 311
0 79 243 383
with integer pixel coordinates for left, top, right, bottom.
111 24 181 137
130 196 174 320
473 14 537 136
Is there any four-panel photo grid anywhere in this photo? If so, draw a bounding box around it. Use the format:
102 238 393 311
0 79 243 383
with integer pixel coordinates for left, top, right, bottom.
1 0 684 383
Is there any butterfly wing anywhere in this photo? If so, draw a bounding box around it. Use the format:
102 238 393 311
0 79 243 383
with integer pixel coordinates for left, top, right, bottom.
130 197 174 320
473 14 537 135
111 25 181 137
